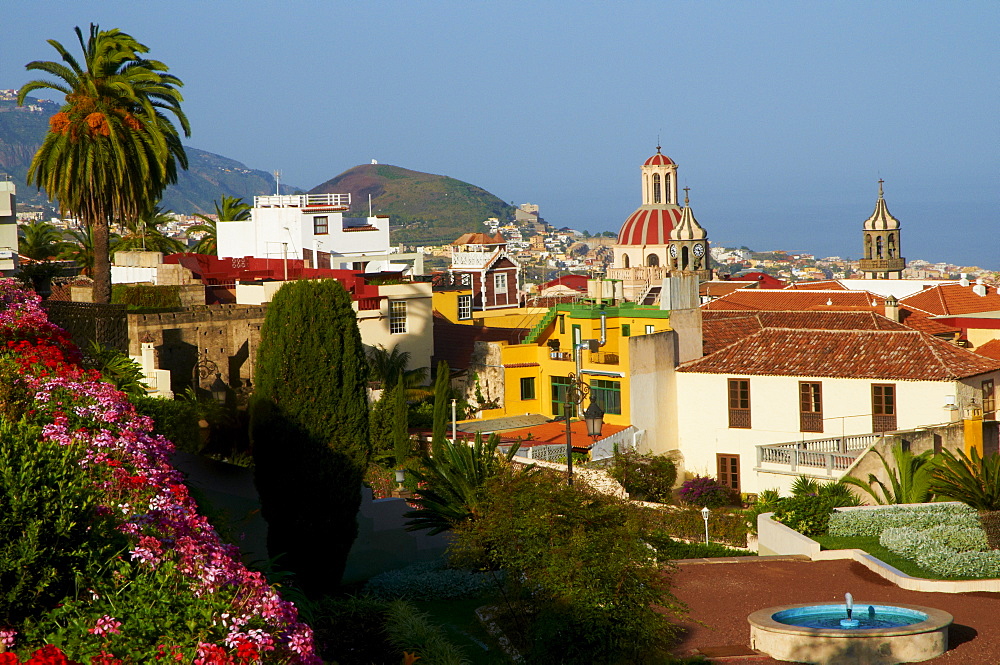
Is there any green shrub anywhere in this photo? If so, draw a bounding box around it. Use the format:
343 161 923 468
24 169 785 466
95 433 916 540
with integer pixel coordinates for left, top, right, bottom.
609 451 677 503
0 420 124 627
647 507 749 547
365 560 498 601
644 531 753 559
307 595 397 665
133 395 202 454
384 599 469 665
111 283 182 310
879 526 1000 579
773 496 835 537
827 504 978 538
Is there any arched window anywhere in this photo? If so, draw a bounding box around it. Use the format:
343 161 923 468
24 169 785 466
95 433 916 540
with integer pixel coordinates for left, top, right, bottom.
876 236 884 259
681 245 690 270
887 234 896 258
623 254 630 268
652 174 662 204
865 235 872 259
665 173 672 203
647 253 659 267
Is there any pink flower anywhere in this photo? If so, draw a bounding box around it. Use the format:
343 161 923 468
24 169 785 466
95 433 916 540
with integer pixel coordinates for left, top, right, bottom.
88 615 122 636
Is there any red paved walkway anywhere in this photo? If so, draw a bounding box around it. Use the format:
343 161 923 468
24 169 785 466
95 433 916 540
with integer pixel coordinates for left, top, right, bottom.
670 558 1000 663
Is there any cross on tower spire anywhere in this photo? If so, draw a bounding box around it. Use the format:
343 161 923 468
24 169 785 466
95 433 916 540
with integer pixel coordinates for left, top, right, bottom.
683 186 690 206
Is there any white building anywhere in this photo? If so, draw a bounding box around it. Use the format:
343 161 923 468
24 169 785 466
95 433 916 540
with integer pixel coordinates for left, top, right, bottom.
217 193 411 273
0 181 19 275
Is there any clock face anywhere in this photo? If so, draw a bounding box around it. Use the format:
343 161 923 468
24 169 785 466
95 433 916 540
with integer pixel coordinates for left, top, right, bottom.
693 243 705 257
669 245 678 258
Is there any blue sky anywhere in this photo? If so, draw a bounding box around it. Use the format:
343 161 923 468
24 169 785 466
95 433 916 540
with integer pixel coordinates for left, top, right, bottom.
4 1 998 268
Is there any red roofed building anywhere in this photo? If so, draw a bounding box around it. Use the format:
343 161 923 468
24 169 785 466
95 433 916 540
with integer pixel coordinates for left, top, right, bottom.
448 232 520 311
899 280 1000 351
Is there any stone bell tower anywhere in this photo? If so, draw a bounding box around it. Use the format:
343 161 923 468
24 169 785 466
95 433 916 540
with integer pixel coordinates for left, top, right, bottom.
859 180 905 279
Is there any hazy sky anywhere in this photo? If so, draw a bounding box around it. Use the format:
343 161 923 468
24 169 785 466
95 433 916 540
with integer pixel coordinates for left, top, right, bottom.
4 2 998 268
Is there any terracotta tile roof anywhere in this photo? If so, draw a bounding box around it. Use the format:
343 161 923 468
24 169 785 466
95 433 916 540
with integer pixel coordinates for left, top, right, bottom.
785 280 849 290
452 232 506 245
702 289 882 312
897 310 961 336
900 283 1000 316
700 281 757 299
701 310 910 355
498 420 630 450
678 328 1000 381
974 339 1000 361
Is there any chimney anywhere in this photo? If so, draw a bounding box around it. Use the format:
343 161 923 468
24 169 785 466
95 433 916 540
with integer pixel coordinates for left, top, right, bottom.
960 274 970 287
973 278 987 297
884 295 900 322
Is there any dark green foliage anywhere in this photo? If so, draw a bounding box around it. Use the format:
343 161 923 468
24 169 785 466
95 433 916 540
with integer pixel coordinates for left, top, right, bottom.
133 395 202 454
645 507 749 547
0 420 124 627
366 344 428 390
773 496 837 537
405 433 523 535
930 448 1000 549
678 475 734 508
369 387 397 464
391 382 410 468
610 450 677 503
111 283 182 310
451 470 684 664
85 341 148 397
250 279 370 595
644 531 754 559
843 444 938 505
305 595 398 665
432 360 450 447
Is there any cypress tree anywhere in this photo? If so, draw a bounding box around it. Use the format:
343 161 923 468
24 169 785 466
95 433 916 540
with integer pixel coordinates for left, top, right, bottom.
431 360 450 448
249 279 370 595
392 381 410 468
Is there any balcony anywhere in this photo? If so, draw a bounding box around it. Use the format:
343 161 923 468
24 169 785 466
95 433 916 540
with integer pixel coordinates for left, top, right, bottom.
451 249 499 268
859 257 905 272
756 433 882 477
254 193 351 208
589 351 619 365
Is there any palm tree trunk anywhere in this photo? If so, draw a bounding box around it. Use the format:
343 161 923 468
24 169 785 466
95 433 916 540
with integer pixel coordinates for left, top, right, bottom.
980 510 1000 550
92 221 112 304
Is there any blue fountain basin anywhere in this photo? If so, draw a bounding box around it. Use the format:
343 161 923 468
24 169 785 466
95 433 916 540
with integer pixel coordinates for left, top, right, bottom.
773 604 928 630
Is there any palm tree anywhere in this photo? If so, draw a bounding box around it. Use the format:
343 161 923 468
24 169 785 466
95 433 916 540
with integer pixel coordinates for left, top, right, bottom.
115 204 185 254
17 221 66 260
843 444 938 505
189 195 251 256
929 448 1000 549
366 344 429 390
18 24 190 303
59 224 104 276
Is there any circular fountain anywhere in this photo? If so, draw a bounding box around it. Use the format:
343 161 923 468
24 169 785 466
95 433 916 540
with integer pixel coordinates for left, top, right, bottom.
748 597 952 664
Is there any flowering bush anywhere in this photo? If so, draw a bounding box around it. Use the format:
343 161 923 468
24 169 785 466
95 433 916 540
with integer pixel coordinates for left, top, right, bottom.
678 475 733 509
0 281 319 663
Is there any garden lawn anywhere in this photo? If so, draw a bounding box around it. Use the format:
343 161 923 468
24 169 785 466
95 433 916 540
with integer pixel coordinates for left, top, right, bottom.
814 534 984 581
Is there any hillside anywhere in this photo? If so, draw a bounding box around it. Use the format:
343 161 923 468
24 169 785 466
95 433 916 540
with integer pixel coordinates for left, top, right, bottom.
0 95 298 213
310 163 515 245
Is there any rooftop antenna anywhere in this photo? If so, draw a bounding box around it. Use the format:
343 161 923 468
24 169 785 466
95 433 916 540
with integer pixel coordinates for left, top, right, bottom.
274 170 281 195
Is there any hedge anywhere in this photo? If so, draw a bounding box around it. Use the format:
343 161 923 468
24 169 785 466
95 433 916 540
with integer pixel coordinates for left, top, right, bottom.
646 507 748 547
827 504 978 538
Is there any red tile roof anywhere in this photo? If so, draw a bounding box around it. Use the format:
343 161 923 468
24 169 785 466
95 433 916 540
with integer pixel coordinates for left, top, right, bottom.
975 339 1000 361
900 283 1000 316
498 420 630 450
700 281 757 299
701 310 910 355
452 232 506 246
785 280 849 290
679 328 1000 381
644 148 675 166
702 289 882 312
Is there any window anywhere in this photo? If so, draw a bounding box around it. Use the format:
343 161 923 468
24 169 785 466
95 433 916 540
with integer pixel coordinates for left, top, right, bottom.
623 254 630 268
572 324 582 361
645 325 655 335
646 253 659 267
872 384 896 432
717 454 740 494
520 377 536 401
559 315 565 334
457 294 472 320
728 379 750 428
389 300 407 334
590 379 621 415
551 376 571 418
460 273 472 286
494 272 507 291
622 324 631 337
983 379 996 420
652 173 662 204
799 382 823 433
313 216 328 235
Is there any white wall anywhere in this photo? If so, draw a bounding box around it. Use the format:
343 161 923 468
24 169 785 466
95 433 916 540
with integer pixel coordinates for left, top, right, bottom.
356 283 433 375
674 372 964 494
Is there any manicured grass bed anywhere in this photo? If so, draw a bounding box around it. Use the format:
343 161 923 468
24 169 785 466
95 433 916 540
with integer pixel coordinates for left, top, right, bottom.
814 534 982 581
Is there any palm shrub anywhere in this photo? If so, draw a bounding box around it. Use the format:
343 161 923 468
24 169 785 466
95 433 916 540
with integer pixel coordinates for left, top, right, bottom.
250 279 370 594
929 448 1000 549
842 444 938 504
405 433 523 534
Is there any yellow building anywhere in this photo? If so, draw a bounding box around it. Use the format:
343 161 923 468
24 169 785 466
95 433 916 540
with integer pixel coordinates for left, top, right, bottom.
432 286 548 329
477 301 672 427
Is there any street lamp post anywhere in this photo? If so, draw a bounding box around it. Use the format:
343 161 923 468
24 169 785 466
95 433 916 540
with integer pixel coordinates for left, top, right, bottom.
563 371 604 486
193 353 226 404
701 506 710 545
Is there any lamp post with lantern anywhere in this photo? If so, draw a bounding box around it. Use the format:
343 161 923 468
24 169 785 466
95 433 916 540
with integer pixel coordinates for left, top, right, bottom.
562 371 605 486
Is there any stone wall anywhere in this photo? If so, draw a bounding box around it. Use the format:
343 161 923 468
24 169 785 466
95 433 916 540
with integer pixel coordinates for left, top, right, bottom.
128 305 267 394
